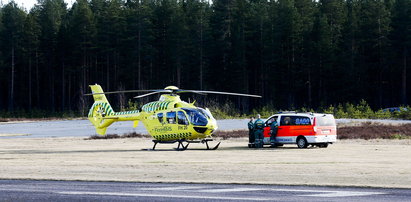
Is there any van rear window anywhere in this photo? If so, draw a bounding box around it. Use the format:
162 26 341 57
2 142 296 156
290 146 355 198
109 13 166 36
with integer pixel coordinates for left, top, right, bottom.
317 116 336 126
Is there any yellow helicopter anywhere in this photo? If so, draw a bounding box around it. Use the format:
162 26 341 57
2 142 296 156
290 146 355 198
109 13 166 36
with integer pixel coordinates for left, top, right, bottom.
86 84 261 150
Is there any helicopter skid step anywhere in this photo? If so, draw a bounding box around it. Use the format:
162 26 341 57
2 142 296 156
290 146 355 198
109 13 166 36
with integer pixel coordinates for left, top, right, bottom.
150 139 220 151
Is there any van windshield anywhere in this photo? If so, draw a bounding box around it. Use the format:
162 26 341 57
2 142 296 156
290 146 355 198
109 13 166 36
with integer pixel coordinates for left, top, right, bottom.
316 115 336 126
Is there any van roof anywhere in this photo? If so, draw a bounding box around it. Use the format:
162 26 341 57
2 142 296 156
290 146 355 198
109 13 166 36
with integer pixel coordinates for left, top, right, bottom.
270 112 334 118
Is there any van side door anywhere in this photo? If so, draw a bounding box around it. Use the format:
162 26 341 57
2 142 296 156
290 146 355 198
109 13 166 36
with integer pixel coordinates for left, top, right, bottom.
263 116 278 138
279 115 312 137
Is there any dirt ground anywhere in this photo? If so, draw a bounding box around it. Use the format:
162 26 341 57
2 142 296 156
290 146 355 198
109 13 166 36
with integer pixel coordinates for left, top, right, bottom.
0 137 410 188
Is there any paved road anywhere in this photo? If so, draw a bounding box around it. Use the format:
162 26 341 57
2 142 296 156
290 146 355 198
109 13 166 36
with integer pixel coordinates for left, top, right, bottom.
0 119 249 138
1 118 411 139
0 180 409 201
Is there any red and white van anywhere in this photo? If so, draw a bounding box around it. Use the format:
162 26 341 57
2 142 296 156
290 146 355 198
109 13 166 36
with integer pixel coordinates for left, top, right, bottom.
263 112 337 148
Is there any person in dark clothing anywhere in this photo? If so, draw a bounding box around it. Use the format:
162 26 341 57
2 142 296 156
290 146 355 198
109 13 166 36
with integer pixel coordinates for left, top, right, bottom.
248 117 255 145
270 120 278 147
253 114 265 148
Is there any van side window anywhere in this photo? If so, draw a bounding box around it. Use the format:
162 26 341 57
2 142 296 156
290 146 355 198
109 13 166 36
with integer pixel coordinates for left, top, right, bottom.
294 116 311 125
280 116 311 125
157 113 163 123
166 111 176 124
266 116 278 126
177 111 188 125
280 116 292 125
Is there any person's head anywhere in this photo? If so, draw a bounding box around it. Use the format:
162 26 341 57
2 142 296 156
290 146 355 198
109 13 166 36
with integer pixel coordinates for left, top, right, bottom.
257 114 261 119
284 117 290 124
250 117 254 121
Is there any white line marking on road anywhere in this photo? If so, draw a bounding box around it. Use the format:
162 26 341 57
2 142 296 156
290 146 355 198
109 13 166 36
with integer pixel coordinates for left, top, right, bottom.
140 186 205 191
302 191 386 198
271 189 386 197
58 191 274 201
199 188 264 193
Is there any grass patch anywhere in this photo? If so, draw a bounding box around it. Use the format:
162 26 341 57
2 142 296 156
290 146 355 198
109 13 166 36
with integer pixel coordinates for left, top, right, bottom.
0 117 84 122
213 130 249 140
216 123 411 140
84 123 411 141
338 123 411 140
85 132 150 140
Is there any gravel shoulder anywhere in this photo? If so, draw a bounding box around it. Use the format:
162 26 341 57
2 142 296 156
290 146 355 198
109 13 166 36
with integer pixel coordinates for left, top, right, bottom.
0 137 410 188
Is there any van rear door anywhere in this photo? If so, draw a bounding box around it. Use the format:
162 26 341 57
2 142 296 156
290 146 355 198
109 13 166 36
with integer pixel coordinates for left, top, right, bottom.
314 115 336 136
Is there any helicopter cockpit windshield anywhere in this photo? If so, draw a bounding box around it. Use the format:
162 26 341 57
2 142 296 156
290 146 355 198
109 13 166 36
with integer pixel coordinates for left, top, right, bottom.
198 107 214 119
182 108 208 126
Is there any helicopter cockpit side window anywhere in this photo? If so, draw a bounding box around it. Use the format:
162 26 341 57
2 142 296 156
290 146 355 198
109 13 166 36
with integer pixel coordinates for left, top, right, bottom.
177 111 189 125
157 113 164 123
182 108 208 126
166 111 176 124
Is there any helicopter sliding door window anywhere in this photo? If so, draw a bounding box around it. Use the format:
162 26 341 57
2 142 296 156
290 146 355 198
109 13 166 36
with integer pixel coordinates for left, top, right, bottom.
157 113 164 123
166 112 176 124
177 111 189 125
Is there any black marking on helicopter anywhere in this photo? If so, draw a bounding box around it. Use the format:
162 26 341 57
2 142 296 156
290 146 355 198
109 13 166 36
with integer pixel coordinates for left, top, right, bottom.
142 101 172 112
88 102 115 117
88 102 139 117
156 132 192 141
114 110 140 115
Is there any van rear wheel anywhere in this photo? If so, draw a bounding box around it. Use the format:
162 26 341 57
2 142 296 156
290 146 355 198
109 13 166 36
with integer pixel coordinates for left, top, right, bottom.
297 137 308 148
319 143 328 148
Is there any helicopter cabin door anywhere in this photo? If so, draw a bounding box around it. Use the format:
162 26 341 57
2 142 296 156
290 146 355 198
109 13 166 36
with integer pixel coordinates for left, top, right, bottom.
163 110 190 140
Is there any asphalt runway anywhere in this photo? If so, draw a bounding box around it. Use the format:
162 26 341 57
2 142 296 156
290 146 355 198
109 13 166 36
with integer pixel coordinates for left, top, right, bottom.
0 119 249 138
0 180 409 201
1 118 411 139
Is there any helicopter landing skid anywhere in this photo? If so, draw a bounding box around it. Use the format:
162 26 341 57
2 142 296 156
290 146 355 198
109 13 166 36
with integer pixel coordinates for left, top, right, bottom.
186 139 221 150
151 139 220 151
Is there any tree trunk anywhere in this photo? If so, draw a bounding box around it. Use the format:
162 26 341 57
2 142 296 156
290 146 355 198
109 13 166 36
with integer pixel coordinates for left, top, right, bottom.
9 46 15 112
62 63 65 111
36 50 40 108
138 3 142 89
308 71 312 107
402 47 407 105
29 53 32 111
199 7 204 90
106 54 110 90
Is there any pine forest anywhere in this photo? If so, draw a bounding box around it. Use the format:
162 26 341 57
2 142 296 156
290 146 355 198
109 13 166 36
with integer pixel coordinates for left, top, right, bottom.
0 0 410 116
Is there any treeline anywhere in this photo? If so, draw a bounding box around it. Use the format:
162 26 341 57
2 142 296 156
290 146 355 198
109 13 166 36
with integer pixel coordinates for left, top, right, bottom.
0 0 410 115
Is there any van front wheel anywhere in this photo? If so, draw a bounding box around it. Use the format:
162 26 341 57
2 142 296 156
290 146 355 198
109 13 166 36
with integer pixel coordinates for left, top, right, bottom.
297 137 308 148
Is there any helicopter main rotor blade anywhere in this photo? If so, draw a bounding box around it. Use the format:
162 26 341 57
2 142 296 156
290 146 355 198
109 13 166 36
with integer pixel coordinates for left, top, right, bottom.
84 89 165 96
133 90 172 99
177 90 262 98
175 90 207 95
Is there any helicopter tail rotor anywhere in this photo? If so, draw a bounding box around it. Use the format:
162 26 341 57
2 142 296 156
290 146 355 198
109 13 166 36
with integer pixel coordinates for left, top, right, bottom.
88 84 116 135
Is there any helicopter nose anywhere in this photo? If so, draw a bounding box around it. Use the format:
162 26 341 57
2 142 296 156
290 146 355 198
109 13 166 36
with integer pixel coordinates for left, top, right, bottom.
207 120 218 133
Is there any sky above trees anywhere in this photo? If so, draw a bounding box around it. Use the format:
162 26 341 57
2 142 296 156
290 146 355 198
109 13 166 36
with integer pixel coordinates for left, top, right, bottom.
2 0 74 10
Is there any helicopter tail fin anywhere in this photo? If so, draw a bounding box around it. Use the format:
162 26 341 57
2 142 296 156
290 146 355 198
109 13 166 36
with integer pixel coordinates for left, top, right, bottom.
88 84 116 135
